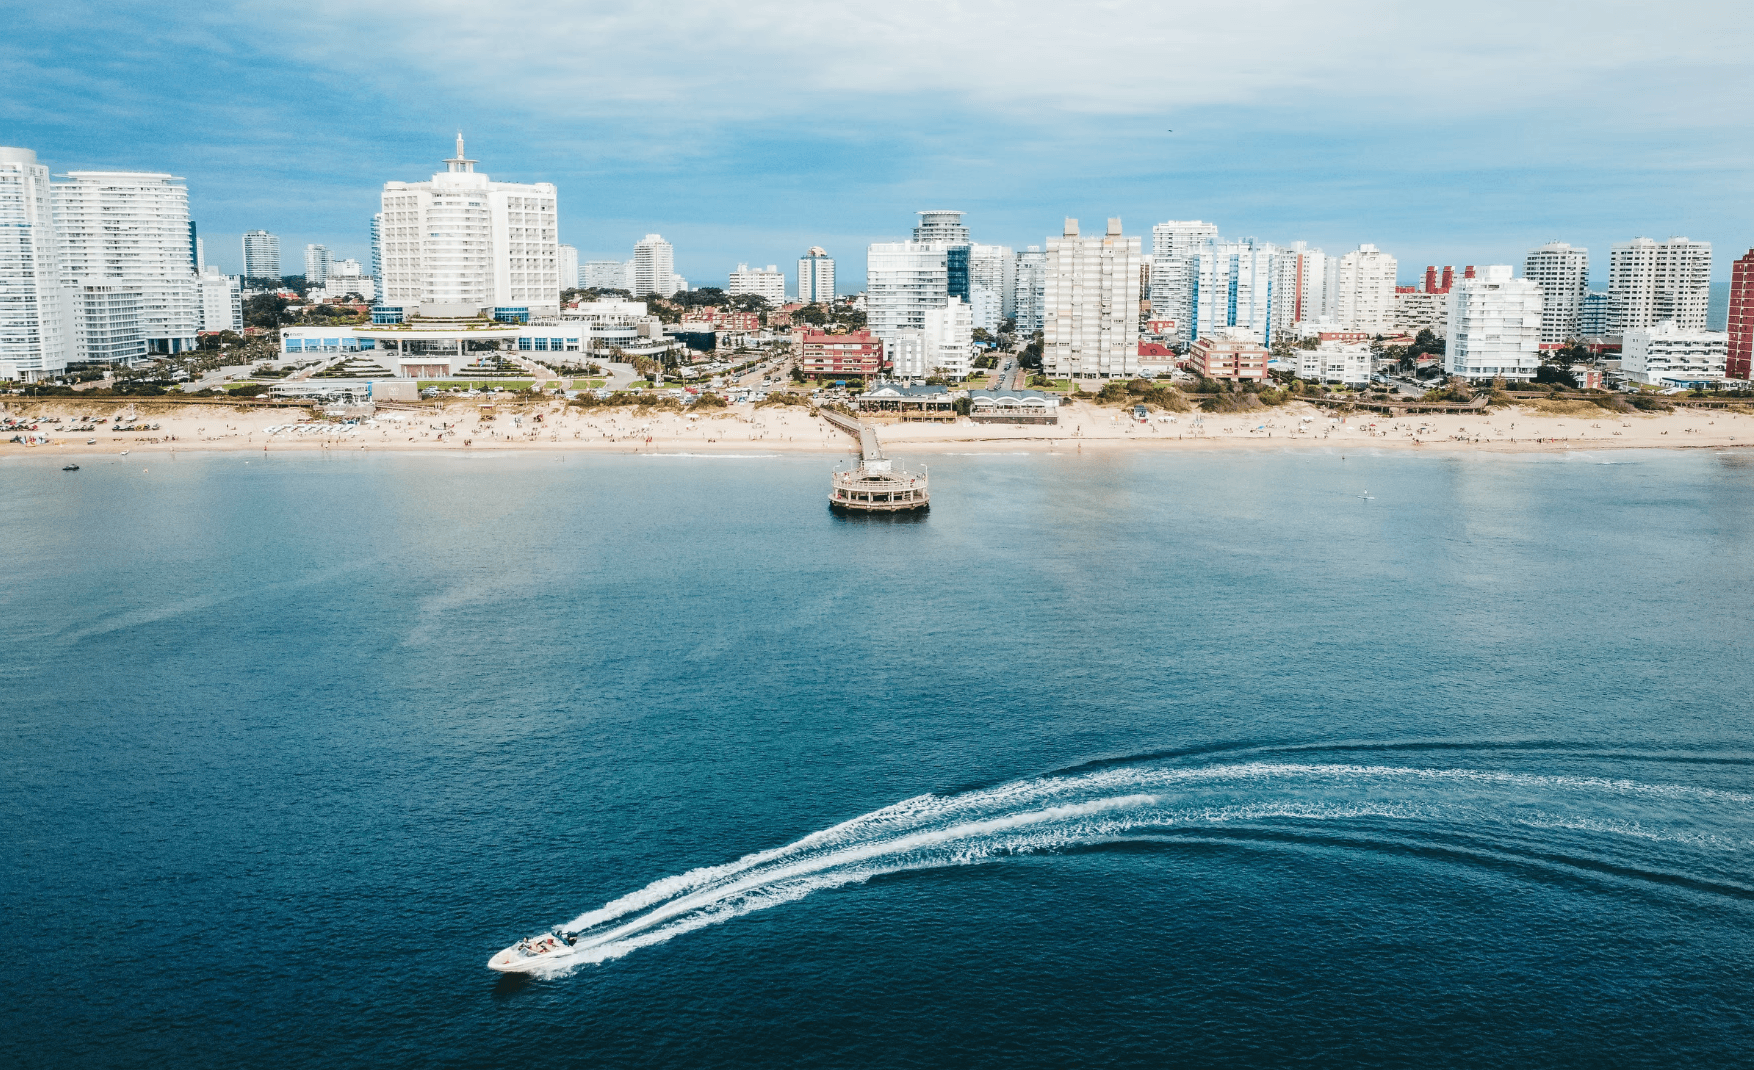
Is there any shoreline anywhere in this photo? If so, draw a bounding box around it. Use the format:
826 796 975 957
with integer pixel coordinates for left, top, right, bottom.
6 398 1753 458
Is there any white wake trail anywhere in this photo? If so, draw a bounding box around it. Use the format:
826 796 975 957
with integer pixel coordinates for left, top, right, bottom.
502 761 1746 974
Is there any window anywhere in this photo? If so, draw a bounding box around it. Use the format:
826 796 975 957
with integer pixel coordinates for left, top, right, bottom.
518 337 532 350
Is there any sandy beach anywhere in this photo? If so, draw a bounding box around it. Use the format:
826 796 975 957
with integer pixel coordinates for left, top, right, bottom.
6 398 1753 457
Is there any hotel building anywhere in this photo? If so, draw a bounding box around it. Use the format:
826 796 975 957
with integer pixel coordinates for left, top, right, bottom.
1444 265 1543 381
0 147 69 380
379 135 561 318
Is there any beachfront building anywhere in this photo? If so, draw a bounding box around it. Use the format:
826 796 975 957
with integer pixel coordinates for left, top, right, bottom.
1190 328 1268 382
1044 217 1142 380
1608 237 1711 333
0 147 69 380
1013 246 1046 335
197 267 243 333
1524 242 1590 343
629 235 680 298
728 263 786 305
243 229 280 280
968 388 1059 424
797 329 883 380
379 135 561 318
558 244 579 289
1287 341 1373 386
1621 320 1728 387
1443 265 1543 381
856 383 957 418
1329 244 1397 333
1728 250 1754 380
54 168 201 362
798 247 835 304
1580 291 1611 337
867 240 949 347
279 315 588 378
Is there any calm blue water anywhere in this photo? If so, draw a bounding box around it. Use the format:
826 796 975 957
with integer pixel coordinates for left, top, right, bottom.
5 446 1754 1068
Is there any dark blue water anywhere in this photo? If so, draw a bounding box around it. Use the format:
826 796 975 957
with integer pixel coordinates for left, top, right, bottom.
5 446 1754 1068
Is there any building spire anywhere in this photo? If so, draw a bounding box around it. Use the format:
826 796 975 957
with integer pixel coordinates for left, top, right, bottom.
446 132 476 174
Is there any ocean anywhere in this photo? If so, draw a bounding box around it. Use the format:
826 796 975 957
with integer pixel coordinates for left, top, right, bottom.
5 447 1754 1068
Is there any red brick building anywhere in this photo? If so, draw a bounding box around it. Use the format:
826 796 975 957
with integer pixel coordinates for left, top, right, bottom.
1190 333 1268 382
798 330 884 378
1729 249 1754 380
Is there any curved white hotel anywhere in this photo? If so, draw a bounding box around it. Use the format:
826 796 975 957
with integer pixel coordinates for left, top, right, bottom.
380 135 560 319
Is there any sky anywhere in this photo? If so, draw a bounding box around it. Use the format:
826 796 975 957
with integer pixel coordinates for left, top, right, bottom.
5 0 1752 290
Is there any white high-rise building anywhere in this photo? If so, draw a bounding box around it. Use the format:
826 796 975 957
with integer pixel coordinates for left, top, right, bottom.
922 296 973 379
304 244 330 284
913 210 969 243
967 242 1016 325
728 263 786 305
1609 237 1711 333
243 229 280 281
197 266 242 333
369 213 383 296
1044 218 1142 380
867 240 948 347
558 244 579 289
1269 243 1329 341
54 169 201 360
1444 265 1543 381
1329 244 1397 333
583 261 631 290
1191 239 1276 343
316 259 375 302
1013 247 1046 336
0 148 70 380
1621 320 1728 386
1148 221 1219 346
379 135 561 315
631 234 676 298
1523 242 1590 343
798 247 835 304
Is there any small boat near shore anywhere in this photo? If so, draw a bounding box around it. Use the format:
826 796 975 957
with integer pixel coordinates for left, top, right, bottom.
62 464 80 471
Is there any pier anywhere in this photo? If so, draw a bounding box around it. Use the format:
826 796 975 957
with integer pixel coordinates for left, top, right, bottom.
821 407 929 513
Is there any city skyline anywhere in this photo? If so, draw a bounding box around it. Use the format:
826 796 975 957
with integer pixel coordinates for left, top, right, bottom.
5 1 1751 289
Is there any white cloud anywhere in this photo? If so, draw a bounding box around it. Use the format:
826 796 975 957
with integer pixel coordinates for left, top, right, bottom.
265 0 1752 126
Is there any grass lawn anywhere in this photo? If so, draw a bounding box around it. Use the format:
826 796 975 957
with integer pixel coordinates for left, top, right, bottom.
569 379 608 389
418 380 536 391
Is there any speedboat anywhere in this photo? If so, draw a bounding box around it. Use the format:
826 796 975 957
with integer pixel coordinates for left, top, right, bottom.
62 464 80 471
487 929 582 973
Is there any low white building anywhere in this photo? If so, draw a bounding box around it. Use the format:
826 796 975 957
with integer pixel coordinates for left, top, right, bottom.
1444 265 1543 381
1621 320 1727 386
728 263 786 305
280 315 587 378
1289 341 1373 386
888 331 927 378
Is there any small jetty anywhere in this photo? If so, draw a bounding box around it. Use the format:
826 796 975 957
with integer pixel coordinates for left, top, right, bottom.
820 408 929 513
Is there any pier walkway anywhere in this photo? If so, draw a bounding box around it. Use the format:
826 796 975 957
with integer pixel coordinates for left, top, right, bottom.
819 407 884 460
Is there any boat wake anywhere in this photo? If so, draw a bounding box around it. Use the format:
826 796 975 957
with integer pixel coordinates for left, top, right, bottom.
493 759 1754 975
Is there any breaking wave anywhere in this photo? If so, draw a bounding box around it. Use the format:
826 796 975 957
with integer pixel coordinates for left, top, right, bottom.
505 760 1754 975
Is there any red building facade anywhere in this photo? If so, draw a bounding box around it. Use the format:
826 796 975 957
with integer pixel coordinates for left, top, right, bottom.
797 330 884 378
1729 250 1754 380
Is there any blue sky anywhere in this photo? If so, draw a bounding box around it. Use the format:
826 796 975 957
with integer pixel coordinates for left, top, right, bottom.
5 0 1751 289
